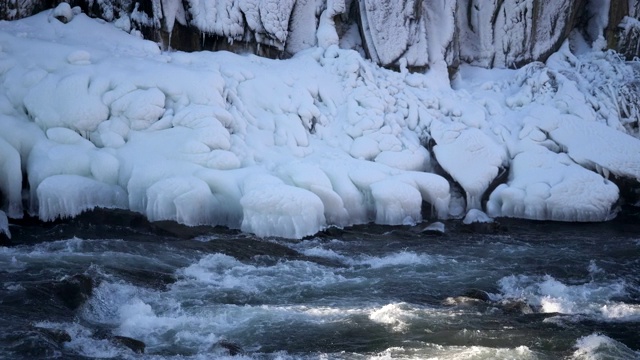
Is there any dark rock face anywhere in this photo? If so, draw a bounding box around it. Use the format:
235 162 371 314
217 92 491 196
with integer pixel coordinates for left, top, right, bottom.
617 17 640 60
500 299 534 314
0 231 10 247
53 274 94 310
113 335 146 354
615 1 640 60
214 339 245 356
461 288 491 302
2 1 640 69
0 0 57 20
461 220 502 234
36 327 72 344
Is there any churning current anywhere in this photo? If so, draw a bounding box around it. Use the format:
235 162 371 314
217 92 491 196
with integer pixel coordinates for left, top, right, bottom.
0 210 639 359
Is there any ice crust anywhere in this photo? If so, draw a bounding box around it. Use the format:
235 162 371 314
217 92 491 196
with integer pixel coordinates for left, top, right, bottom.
0 9 639 238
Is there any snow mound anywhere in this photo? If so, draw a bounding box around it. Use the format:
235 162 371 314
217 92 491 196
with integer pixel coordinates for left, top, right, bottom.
0 9 640 238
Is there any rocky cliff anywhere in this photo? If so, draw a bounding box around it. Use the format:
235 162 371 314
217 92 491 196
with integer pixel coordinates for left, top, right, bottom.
3 0 640 69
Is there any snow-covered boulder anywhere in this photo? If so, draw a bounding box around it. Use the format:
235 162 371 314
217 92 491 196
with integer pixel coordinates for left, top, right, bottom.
50 2 74 23
0 210 10 240
421 221 445 235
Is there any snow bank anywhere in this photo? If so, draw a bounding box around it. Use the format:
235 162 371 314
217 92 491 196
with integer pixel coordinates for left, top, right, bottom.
0 9 639 238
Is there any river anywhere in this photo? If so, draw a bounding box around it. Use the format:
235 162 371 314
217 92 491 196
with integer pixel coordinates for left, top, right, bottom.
1 209 639 359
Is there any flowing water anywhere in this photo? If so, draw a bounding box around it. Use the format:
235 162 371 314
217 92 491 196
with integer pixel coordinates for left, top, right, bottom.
1 210 639 359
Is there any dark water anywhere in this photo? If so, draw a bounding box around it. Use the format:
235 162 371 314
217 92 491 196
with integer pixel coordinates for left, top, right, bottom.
1 210 639 359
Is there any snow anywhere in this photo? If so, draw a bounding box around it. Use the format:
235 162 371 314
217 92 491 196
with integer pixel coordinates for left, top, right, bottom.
0 8 640 238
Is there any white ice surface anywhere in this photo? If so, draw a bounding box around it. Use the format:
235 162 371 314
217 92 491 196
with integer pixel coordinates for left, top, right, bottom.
0 10 639 238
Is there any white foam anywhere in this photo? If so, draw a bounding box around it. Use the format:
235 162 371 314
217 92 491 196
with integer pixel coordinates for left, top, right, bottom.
571 334 640 360
352 251 434 269
177 252 354 294
300 246 350 263
368 303 418 332
496 274 636 321
35 320 133 358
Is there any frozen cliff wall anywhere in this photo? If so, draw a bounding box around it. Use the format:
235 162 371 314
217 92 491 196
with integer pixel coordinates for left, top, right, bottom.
457 0 586 68
4 0 640 68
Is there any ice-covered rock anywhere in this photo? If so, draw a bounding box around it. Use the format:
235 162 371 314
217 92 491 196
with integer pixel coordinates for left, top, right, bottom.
51 2 74 23
0 137 23 218
486 150 620 222
240 174 326 238
421 221 445 235
431 120 507 211
463 209 493 225
0 210 10 240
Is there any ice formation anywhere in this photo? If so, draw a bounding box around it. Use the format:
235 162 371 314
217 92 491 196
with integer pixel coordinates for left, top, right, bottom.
0 210 9 239
0 4 639 239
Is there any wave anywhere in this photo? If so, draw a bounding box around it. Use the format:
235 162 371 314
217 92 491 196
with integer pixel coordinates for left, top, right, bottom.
175 253 359 295
350 251 435 269
495 274 640 321
571 333 640 360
